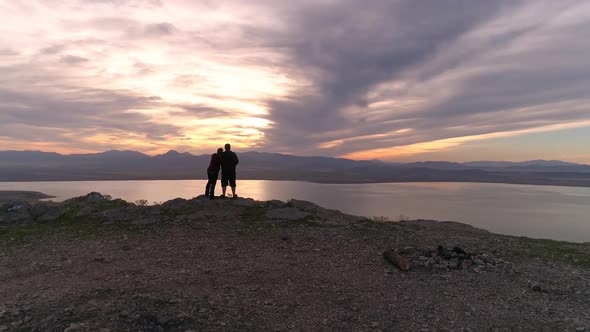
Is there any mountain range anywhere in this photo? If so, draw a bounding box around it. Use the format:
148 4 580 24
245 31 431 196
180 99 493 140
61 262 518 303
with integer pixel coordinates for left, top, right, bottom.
1 150 590 187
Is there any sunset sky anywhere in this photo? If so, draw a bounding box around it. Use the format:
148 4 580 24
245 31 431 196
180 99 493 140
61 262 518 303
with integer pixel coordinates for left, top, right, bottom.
1 0 589 162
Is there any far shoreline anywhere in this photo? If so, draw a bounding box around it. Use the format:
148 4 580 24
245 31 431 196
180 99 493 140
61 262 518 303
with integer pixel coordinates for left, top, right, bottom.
0 190 55 204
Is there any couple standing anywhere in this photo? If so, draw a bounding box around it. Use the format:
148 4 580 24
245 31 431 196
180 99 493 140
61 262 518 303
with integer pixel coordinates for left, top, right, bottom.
205 143 239 200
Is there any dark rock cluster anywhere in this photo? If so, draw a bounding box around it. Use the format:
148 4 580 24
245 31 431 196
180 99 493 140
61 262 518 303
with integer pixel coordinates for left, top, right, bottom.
399 245 516 273
0 192 112 225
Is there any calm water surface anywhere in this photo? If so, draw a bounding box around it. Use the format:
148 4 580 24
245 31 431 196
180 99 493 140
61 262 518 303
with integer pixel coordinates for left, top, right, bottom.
0 180 589 243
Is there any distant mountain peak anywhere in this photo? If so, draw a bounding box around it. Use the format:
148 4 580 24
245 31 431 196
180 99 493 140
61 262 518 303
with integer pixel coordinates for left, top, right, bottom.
98 150 148 157
154 150 194 158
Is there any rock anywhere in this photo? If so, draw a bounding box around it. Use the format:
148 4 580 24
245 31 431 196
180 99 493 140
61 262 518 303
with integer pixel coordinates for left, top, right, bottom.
448 259 459 270
437 245 451 259
426 258 435 267
6 203 28 212
452 246 467 255
287 199 321 212
383 248 410 271
460 260 472 270
37 206 65 222
132 217 159 225
480 254 495 264
400 246 415 254
85 192 105 202
288 199 362 224
0 201 32 223
30 204 49 218
161 198 189 210
64 323 84 332
231 198 257 207
65 192 105 204
532 285 542 292
157 316 170 325
472 258 485 266
265 208 310 220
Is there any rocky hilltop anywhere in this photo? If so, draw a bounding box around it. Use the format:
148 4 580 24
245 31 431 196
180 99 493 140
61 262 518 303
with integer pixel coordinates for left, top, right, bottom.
1 193 589 331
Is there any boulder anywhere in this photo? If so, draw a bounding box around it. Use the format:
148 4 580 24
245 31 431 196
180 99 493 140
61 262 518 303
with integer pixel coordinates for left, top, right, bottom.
288 199 363 224
65 192 106 204
30 204 49 218
37 206 65 222
288 199 321 212
230 198 257 207
0 201 32 223
161 198 188 209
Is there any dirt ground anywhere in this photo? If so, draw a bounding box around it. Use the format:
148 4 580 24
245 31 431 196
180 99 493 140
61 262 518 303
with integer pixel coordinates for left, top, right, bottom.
1 196 589 331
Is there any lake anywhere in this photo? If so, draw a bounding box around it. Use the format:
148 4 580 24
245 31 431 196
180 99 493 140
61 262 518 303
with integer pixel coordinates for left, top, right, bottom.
0 180 589 243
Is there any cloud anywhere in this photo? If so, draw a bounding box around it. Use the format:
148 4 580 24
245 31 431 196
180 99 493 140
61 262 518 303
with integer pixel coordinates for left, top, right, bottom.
0 0 589 160
0 48 19 56
176 105 233 118
143 22 176 36
39 44 66 55
60 55 89 64
255 1 518 152
247 1 590 159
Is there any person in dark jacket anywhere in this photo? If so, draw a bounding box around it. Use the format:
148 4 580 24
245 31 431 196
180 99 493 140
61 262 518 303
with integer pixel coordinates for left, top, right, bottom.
221 143 239 199
205 148 223 199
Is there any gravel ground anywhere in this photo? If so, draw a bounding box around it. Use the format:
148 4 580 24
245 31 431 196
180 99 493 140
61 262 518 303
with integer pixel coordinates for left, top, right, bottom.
1 194 589 331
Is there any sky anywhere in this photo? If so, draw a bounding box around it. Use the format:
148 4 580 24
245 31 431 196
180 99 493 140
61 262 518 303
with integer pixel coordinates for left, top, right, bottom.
0 0 589 163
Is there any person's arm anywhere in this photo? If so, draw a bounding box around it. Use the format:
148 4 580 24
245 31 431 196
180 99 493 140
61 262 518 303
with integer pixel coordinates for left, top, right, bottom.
234 153 239 166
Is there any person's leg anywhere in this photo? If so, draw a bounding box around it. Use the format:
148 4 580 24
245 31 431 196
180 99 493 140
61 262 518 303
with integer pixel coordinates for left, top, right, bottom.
221 172 228 197
209 171 218 199
230 174 237 198
205 171 213 196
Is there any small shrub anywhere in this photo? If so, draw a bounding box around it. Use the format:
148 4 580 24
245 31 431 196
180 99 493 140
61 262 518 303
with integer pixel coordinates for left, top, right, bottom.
396 214 410 222
135 199 148 206
103 194 112 201
371 216 391 222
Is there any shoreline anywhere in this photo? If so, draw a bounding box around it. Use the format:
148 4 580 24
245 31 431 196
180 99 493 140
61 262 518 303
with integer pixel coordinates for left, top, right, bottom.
2 178 590 189
0 190 55 204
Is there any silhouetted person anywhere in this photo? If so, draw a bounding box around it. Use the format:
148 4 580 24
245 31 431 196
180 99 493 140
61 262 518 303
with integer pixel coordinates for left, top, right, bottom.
221 143 239 199
205 148 223 199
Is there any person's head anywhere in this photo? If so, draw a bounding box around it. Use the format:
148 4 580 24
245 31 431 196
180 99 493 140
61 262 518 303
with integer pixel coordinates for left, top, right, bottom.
217 148 223 154
224 143 231 151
